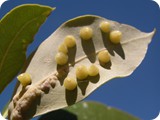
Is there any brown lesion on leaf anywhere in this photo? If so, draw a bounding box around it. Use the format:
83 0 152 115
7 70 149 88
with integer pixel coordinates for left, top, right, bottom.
56 64 69 86
8 73 58 120
9 86 42 120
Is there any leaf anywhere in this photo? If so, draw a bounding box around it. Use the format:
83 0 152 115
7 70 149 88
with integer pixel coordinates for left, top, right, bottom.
9 15 155 119
39 101 139 120
0 4 55 93
1 50 37 118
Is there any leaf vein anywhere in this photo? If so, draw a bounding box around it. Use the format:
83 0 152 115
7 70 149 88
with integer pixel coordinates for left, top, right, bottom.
0 15 42 73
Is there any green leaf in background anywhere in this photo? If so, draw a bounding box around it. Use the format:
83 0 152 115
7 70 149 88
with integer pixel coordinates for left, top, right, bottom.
0 4 55 93
39 101 139 120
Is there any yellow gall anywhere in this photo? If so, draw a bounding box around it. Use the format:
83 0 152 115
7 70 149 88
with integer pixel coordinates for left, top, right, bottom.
63 77 77 90
64 35 76 48
98 50 110 63
88 64 99 76
58 43 68 54
100 21 110 33
76 65 88 80
17 73 31 87
110 30 122 44
55 52 68 65
79 27 93 40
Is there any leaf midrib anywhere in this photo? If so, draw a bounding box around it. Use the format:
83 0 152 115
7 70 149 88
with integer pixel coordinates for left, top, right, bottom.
0 14 43 74
53 33 154 78
121 32 154 44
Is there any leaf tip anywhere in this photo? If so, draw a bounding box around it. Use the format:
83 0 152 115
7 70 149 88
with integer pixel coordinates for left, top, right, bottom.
52 7 56 11
153 28 156 35
42 7 56 16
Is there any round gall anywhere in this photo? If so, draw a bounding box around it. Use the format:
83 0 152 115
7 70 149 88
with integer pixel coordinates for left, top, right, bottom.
17 73 31 87
63 77 77 90
100 21 110 33
88 64 99 76
55 52 68 65
76 65 88 80
64 35 76 48
58 43 68 54
110 30 122 44
80 27 93 40
98 50 110 63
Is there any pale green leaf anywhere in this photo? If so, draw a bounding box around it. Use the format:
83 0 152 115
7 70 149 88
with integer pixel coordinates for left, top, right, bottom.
9 15 155 119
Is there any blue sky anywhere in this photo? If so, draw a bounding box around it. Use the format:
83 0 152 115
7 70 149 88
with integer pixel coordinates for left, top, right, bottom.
0 0 160 120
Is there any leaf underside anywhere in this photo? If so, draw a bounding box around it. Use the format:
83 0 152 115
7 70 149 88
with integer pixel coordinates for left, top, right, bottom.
10 15 155 118
39 101 139 120
0 4 54 93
